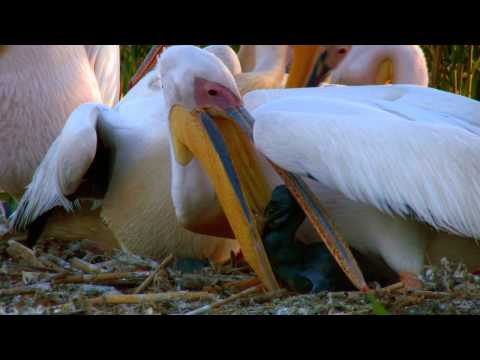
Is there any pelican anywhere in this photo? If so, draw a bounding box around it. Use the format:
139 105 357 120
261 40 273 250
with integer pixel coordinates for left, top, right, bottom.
12 45 374 293
327 45 429 86
8 46 244 263
0 45 120 199
131 45 480 290
237 45 256 72
203 45 242 76
234 45 289 95
208 44 478 288
6 44 286 264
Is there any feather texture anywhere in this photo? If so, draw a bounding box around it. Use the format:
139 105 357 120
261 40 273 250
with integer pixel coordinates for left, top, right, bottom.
252 86 480 239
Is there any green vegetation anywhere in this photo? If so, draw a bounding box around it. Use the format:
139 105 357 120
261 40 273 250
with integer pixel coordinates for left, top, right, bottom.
121 45 480 99
421 45 480 100
120 45 154 94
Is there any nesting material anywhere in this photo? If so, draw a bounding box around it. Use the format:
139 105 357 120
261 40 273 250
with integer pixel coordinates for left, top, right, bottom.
1 236 480 315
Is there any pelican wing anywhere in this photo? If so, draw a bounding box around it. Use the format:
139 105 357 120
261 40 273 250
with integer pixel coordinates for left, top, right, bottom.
84 45 121 107
245 85 480 129
252 93 480 239
10 103 109 232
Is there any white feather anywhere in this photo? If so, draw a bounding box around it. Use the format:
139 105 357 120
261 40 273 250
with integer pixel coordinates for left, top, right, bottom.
10 103 108 231
83 45 121 107
252 87 480 240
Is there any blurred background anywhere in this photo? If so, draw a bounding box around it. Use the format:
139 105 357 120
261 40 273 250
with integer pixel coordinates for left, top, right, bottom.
120 45 480 100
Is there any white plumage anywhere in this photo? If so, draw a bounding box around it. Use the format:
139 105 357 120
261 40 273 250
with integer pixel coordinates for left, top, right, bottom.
0 45 120 198
245 84 480 277
329 45 429 86
10 46 241 262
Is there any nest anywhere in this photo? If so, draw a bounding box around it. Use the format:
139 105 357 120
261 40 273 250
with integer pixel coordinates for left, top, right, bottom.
1 232 480 315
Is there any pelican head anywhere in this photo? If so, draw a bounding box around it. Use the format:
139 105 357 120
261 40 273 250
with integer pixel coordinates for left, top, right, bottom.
160 46 279 291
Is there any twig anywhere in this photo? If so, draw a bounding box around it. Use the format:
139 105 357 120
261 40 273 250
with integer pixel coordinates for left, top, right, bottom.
37 255 72 273
134 254 173 294
378 282 405 293
0 283 51 298
6 240 47 269
69 258 102 274
250 288 289 304
407 290 451 299
89 291 213 306
40 254 75 273
53 271 149 285
223 277 261 290
185 285 263 315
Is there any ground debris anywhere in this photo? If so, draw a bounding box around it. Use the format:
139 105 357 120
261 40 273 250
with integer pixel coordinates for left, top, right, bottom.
1 235 480 314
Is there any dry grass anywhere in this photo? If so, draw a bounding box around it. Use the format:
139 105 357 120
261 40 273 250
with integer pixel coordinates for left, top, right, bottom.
1 236 480 315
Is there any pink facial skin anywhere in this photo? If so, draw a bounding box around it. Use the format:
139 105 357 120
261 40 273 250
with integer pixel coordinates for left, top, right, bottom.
194 78 243 111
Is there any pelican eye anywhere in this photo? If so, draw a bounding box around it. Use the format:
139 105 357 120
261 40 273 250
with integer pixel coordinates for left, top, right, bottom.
208 89 218 96
338 48 347 55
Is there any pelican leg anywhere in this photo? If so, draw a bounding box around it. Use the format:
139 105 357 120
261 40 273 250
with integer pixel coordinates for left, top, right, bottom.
399 271 423 290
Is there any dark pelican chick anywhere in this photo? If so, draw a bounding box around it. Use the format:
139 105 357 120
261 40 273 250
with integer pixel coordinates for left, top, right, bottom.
263 186 353 293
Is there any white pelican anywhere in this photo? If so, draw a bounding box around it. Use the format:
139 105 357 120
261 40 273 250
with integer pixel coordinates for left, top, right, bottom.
234 45 289 95
204 45 242 76
240 84 480 288
12 45 372 293
237 45 256 72
131 45 289 96
6 44 284 264
327 45 429 86
151 45 480 289
0 45 120 198
8 46 244 263
285 45 429 89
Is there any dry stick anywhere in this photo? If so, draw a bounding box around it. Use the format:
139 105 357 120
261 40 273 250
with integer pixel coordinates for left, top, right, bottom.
37 255 71 273
408 290 451 299
202 277 260 293
41 254 75 272
223 277 261 290
53 271 149 285
329 282 406 299
378 282 405 293
89 291 213 306
251 288 289 304
0 283 51 298
185 285 263 315
69 258 102 274
134 254 174 294
6 240 46 269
